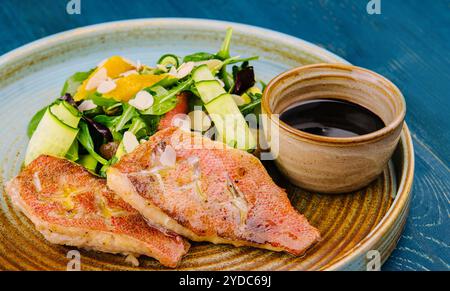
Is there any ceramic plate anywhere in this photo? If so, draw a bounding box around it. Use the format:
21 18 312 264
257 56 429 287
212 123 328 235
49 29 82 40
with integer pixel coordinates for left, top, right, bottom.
0 18 414 271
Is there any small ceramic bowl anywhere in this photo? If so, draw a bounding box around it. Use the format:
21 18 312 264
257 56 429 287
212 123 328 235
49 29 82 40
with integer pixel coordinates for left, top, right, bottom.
261 63 406 193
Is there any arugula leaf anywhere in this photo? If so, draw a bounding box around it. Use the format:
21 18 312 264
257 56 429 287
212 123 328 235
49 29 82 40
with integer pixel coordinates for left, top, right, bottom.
220 67 233 92
77 120 108 165
114 104 137 132
141 115 161 136
141 96 178 116
27 106 47 138
217 28 233 60
183 52 216 63
223 56 259 65
128 117 148 139
60 69 94 96
109 117 148 169
140 78 193 115
93 115 120 128
88 92 119 107
149 85 169 97
93 115 125 142
259 80 267 92
103 103 122 115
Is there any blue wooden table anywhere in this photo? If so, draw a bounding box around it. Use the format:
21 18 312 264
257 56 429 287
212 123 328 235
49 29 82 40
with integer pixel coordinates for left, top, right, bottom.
0 0 448 271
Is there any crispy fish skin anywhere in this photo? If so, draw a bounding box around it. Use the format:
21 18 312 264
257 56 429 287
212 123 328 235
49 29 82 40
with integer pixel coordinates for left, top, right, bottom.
108 127 320 255
5 156 189 268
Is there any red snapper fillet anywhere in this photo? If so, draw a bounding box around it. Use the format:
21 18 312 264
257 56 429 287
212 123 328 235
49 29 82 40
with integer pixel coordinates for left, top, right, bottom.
107 127 320 255
5 155 189 268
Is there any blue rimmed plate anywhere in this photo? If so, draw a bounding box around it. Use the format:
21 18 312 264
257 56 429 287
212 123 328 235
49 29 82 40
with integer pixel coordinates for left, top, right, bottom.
0 18 414 270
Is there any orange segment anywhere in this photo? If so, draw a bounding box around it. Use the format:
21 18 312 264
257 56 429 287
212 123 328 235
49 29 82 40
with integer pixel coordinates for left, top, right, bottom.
102 56 136 79
103 74 166 102
74 56 136 101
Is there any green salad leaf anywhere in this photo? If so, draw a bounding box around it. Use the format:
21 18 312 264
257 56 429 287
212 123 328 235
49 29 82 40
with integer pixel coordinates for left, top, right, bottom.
93 115 121 128
78 154 98 172
217 28 233 60
239 93 262 116
141 115 161 136
27 106 47 138
60 69 94 96
65 141 79 161
77 120 107 165
25 28 261 175
128 117 148 138
183 52 216 63
89 92 119 107
114 104 137 132
140 78 193 115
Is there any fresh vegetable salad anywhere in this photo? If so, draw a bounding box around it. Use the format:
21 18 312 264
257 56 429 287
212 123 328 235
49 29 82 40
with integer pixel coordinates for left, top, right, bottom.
25 29 264 176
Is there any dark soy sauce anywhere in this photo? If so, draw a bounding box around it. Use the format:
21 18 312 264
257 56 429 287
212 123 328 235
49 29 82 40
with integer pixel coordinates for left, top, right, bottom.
280 99 385 138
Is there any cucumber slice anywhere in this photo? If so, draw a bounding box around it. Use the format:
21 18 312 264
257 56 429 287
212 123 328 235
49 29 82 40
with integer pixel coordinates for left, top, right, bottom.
157 54 179 68
205 94 256 150
195 80 226 104
24 107 79 165
191 65 256 150
192 65 215 82
50 101 81 128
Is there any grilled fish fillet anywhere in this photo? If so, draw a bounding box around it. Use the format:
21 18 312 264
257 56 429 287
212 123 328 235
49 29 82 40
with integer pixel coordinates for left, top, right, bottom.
107 127 320 255
5 155 189 268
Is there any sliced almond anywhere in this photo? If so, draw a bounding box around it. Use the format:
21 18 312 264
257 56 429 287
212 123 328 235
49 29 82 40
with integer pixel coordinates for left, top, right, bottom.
78 100 97 112
176 62 195 79
156 64 169 72
119 70 139 77
136 60 142 71
85 68 108 91
195 59 223 72
123 131 139 153
97 79 117 94
129 90 154 110
168 66 178 77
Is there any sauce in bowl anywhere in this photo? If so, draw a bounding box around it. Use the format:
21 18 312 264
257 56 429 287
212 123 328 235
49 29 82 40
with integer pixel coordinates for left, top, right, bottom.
280 99 385 138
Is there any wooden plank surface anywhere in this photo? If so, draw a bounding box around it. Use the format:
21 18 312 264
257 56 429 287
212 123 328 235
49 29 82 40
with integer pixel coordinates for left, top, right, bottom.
0 0 448 271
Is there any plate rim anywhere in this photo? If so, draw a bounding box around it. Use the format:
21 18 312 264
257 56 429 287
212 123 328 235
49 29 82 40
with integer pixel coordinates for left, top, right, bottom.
323 125 415 270
0 18 415 270
0 18 349 66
